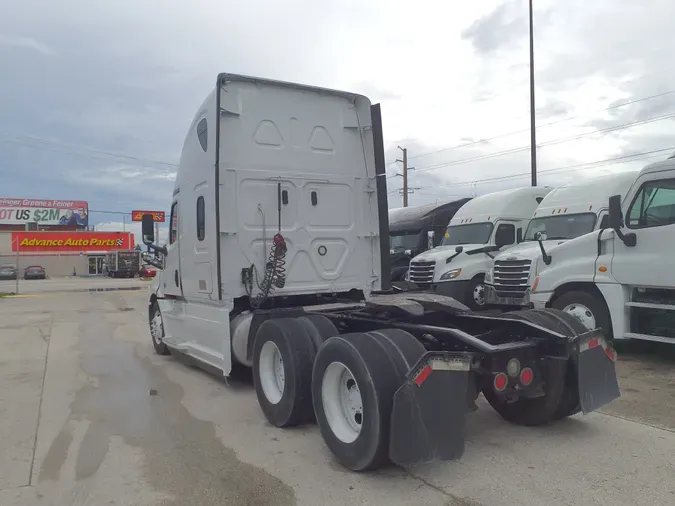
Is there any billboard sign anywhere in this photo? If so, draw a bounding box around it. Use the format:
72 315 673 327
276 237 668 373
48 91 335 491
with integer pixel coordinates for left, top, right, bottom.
0 198 89 227
11 232 134 252
131 210 166 223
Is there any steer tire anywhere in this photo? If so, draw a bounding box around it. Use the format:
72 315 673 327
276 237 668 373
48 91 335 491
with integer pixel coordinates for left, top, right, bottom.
483 309 569 426
551 290 612 339
150 302 170 356
252 318 316 428
296 315 339 352
312 331 414 471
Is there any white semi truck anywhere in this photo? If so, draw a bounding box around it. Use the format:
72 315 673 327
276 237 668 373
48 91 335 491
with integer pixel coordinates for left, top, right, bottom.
511 157 675 343
139 73 620 472
484 171 639 310
407 187 551 309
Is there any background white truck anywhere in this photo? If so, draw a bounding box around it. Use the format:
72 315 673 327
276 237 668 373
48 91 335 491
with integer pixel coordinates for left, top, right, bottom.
521 157 675 343
139 73 621 473
407 187 551 309
484 171 639 309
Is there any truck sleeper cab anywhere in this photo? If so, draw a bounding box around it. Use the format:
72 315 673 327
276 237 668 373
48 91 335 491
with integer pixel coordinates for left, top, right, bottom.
141 73 621 473
388 198 471 282
485 171 639 309
407 187 551 310
526 157 675 344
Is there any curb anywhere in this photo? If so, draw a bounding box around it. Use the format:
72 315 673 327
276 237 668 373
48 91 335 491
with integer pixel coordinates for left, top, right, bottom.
0 286 147 298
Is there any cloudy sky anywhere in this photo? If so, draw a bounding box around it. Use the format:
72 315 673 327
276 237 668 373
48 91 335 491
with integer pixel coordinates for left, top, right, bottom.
1 0 674 239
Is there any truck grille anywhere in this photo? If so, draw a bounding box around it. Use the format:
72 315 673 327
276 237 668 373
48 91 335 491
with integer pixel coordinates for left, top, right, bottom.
409 260 436 285
493 259 532 298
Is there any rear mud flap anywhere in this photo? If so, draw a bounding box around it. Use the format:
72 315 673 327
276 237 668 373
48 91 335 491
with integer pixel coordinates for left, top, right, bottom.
575 331 620 414
389 352 471 467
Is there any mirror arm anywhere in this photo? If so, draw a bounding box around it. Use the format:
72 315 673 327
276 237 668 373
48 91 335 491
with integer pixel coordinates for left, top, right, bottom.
147 242 168 256
446 251 461 263
538 239 552 265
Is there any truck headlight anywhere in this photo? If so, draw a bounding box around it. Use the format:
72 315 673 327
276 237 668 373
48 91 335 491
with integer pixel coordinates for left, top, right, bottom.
484 269 492 283
440 268 462 281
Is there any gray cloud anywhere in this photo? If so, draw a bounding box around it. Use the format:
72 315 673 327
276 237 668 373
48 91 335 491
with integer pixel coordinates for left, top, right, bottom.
461 0 528 54
3 0 675 226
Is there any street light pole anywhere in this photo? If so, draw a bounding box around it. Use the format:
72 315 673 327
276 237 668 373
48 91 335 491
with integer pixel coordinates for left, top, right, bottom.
529 0 537 186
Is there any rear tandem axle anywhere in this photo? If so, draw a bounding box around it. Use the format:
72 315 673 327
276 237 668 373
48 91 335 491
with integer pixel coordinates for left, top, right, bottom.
248 292 620 472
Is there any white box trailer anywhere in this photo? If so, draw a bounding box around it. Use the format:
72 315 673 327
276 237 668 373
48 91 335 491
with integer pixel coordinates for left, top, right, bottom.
484 171 639 308
407 187 551 310
138 73 621 472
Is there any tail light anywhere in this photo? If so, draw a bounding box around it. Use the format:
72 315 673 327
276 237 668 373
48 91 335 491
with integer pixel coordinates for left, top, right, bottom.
493 373 508 392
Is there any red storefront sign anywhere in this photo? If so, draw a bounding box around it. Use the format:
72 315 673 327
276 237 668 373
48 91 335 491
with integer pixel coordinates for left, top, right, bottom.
11 232 134 252
131 210 165 222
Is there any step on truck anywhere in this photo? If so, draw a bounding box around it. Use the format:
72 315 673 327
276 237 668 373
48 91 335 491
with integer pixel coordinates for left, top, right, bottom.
515 157 675 343
484 171 639 310
407 187 551 310
140 73 621 472
388 198 471 282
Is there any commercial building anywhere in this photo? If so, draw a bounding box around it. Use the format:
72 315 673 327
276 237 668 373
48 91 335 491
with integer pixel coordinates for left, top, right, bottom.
0 231 136 277
0 197 135 277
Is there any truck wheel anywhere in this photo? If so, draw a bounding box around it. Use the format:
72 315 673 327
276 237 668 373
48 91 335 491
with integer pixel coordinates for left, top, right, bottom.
484 309 569 425
508 309 585 419
551 290 612 338
312 329 423 471
466 275 487 311
150 302 170 356
296 315 339 352
252 318 316 427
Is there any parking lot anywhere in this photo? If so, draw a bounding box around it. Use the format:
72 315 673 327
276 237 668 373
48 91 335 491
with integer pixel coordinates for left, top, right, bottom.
2 281 675 506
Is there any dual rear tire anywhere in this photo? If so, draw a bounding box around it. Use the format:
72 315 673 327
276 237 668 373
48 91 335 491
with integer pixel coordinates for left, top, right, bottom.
252 317 425 471
483 308 584 425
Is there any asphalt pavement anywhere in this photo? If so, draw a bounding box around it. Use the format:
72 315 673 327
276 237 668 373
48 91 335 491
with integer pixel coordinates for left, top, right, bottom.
1 284 674 505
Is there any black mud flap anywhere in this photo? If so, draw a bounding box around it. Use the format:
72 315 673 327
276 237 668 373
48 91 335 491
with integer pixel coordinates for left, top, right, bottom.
389 352 472 467
575 330 620 414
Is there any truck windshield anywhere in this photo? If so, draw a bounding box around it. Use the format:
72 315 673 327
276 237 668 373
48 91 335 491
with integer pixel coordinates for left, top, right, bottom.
440 222 493 246
524 212 597 241
390 232 419 251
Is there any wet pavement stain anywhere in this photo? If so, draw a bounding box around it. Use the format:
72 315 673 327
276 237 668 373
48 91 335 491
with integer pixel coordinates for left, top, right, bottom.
40 303 296 506
40 424 74 482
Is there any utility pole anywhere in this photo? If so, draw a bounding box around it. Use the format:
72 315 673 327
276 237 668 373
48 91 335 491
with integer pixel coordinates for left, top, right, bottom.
529 0 537 186
396 146 409 207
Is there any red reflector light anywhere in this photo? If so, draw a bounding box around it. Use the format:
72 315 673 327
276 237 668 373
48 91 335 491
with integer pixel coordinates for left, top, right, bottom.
493 373 508 391
520 367 534 386
587 338 600 349
413 364 432 387
605 347 617 362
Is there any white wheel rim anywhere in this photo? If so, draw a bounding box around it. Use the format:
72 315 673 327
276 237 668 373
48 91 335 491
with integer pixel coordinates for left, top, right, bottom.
321 362 363 443
562 303 596 330
473 283 485 306
259 341 285 404
150 310 163 343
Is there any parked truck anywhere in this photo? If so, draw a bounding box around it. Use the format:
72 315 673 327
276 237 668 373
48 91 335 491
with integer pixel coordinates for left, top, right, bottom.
388 198 471 282
484 171 639 310
140 73 620 472
516 158 675 343
104 250 140 278
407 187 551 310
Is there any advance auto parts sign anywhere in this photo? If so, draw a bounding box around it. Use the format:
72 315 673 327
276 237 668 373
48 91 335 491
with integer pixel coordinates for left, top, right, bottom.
0 198 89 226
11 232 133 252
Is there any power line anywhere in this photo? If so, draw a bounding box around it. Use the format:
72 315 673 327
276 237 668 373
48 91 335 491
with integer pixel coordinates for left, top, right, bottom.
0 135 178 168
411 110 675 175
410 147 673 192
407 90 675 162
